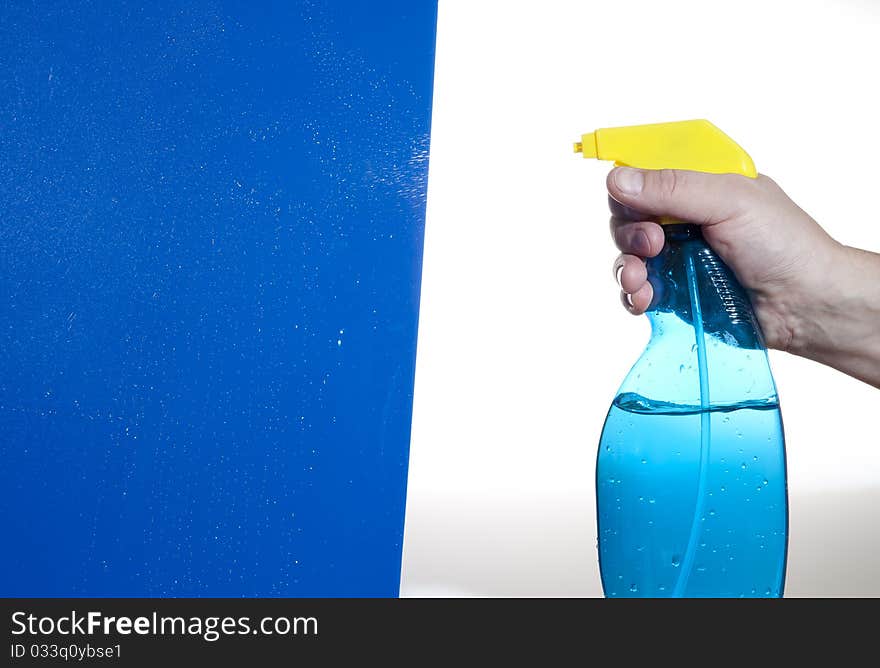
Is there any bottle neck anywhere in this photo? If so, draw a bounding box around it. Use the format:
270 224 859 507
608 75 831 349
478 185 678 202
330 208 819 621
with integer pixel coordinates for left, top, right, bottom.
646 224 765 350
661 222 701 242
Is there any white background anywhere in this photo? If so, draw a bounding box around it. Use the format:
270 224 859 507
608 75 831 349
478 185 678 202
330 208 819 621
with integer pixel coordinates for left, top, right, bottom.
402 0 880 596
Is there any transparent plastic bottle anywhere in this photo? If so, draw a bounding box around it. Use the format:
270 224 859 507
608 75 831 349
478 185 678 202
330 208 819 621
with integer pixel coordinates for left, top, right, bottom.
596 223 788 597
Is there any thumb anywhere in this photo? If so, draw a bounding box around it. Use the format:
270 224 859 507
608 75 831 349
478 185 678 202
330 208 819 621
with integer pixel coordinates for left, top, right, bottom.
607 167 755 225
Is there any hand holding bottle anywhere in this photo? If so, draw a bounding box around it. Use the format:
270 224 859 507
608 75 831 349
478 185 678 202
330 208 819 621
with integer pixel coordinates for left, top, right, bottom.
607 167 880 389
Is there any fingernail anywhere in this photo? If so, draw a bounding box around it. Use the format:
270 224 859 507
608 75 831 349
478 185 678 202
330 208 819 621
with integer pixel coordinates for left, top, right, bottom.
614 167 644 196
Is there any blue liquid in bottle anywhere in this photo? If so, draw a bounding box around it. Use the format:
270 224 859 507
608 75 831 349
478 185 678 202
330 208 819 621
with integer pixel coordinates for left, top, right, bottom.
597 224 788 597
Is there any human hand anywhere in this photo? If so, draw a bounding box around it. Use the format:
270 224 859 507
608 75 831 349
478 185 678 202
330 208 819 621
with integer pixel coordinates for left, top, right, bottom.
606 166 880 388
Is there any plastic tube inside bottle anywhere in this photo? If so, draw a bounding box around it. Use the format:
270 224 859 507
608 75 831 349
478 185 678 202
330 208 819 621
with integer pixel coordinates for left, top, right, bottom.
673 252 712 597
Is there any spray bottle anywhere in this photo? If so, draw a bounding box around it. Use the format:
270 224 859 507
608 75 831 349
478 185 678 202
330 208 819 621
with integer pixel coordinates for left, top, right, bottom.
574 120 788 597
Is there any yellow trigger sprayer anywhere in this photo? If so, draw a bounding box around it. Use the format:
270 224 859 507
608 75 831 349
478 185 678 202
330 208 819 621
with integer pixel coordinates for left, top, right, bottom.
574 120 787 598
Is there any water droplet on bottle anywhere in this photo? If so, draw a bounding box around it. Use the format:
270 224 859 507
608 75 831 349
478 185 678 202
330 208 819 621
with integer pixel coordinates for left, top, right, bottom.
720 486 726 492
640 458 647 465
629 584 638 593
708 509 716 516
671 556 680 568
762 479 768 486
648 498 656 504
740 462 747 470
679 364 685 372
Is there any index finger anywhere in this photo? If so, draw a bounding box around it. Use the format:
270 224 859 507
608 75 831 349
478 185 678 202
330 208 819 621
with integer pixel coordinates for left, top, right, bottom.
607 193 658 223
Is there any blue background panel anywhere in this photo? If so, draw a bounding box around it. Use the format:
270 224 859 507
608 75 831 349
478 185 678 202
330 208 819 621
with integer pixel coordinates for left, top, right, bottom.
0 0 437 596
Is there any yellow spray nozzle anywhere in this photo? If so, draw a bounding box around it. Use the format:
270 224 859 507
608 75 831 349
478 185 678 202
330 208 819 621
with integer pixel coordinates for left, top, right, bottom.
573 119 757 178
573 132 597 158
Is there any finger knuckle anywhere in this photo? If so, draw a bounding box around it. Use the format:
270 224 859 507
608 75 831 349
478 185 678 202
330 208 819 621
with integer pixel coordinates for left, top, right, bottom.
756 174 780 191
725 173 762 216
654 168 682 200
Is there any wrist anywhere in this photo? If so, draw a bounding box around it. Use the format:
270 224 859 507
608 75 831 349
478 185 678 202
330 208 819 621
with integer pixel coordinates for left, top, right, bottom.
776 242 880 386
752 238 850 354
782 239 849 357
